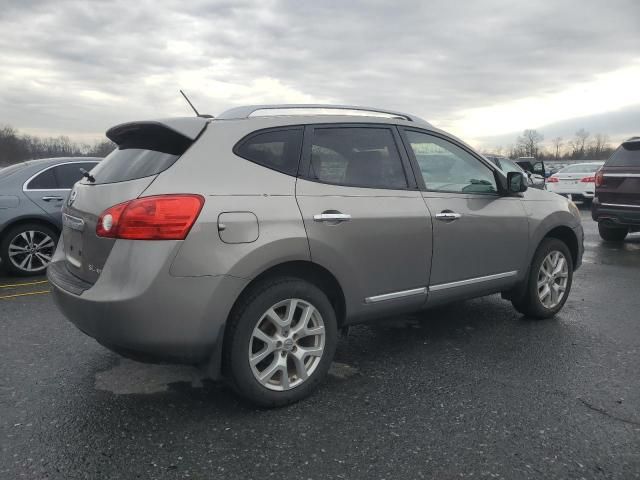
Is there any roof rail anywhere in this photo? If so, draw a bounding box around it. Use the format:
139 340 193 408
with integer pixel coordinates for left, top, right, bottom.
216 104 431 125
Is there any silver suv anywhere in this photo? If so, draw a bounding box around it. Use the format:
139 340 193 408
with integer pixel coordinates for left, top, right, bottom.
48 105 584 406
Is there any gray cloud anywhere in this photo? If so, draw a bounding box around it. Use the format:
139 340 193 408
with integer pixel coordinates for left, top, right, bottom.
0 0 639 140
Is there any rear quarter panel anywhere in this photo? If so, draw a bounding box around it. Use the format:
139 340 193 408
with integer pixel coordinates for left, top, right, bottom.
142 121 311 279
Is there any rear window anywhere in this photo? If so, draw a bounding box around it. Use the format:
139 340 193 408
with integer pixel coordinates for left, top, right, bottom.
607 142 640 167
88 149 179 185
559 164 602 173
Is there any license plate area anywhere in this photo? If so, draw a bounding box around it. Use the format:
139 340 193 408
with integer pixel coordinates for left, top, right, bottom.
62 214 85 268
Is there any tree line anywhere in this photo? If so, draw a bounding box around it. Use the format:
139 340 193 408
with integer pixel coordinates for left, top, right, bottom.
488 128 616 161
0 125 115 167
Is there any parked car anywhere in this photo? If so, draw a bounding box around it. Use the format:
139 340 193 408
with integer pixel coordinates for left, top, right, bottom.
546 162 605 204
484 154 546 190
0 157 101 275
592 137 640 241
48 105 583 407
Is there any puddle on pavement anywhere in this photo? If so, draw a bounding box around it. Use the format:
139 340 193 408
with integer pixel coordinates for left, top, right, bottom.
95 360 206 394
95 359 359 394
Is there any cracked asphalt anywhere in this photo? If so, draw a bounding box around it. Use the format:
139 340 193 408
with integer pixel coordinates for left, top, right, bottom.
1 207 639 479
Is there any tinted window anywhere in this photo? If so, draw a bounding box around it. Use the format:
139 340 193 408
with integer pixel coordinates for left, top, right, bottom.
309 127 407 189
89 149 178 185
26 167 57 190
235 128 303 175
405 131 497 194
607 142 640 167
53 162 98 189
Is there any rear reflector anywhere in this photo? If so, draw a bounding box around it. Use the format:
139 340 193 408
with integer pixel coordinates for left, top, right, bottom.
547 176 559 183
96 195 204 240
580 176 595 183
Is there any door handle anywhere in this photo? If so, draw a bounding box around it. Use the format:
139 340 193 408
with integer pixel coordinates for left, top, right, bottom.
435 211 462 222
42 196 64 202
313 213 351 223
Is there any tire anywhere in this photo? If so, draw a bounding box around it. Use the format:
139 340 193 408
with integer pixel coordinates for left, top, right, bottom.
511 238 573 319
223 277 338 408
598 223 628 242
0 223 59 276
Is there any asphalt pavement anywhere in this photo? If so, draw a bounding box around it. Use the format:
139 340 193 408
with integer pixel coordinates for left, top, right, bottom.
1 207 639 480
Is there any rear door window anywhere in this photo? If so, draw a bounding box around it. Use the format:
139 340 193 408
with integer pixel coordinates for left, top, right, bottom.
607 142 640 167
26 167 58 190
88 149 179 185
308 127 408 189
234 128 303 175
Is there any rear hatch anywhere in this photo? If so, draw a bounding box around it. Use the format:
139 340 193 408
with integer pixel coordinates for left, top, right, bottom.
61 117 208 284
596 138 640 206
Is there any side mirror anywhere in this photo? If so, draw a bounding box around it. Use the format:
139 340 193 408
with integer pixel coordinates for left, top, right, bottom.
507 171 528 193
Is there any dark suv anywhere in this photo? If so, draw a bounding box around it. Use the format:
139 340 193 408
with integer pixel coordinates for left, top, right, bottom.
592 137 640 241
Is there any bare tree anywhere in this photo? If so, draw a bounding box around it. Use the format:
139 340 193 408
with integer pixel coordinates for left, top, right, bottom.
569 129 590 159
516 129 544 157
588 133 610 159
0 124 115 167
551 137 563 159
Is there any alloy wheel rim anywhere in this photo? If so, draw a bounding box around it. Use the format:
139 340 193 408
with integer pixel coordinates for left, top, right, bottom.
249 298 325 391
8 230 55 273
537 250 569 309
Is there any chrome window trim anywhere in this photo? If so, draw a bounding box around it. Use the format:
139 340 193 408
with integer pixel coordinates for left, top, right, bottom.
22 161 99 192
601 202 640 209
603 173 640 178
429 271 518 292
365 287 427 304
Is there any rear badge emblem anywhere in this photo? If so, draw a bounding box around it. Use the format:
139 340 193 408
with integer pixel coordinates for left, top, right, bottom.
68 189 77 206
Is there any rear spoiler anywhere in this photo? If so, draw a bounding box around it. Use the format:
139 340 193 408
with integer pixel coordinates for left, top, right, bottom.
106 117 208 155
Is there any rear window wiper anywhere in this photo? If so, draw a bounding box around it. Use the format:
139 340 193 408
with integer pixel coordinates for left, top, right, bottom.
80 168 95 183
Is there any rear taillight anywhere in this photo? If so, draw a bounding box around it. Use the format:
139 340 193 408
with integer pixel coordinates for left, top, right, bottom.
96 195 204 240
580 176 595 183
547 176 559 183
595 169 604 187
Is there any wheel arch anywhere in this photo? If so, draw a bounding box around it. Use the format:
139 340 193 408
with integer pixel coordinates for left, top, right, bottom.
230 260 347 328
0 216 60 240
542 225 579 267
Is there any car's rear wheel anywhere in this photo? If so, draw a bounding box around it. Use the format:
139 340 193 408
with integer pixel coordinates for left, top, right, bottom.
223 277 337 407
0 223 58 276
511 238 573 319
598 223 628 242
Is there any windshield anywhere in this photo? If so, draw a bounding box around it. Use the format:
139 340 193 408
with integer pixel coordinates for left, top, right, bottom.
498 158 524 174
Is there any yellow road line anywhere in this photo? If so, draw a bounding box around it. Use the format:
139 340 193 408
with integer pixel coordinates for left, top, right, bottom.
0 280 49 289
0 289 51 300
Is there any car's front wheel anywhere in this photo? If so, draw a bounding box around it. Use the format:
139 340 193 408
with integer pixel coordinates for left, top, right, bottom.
0 223 58 276
223 277 338 407
598 223 628 242
511 238 573 319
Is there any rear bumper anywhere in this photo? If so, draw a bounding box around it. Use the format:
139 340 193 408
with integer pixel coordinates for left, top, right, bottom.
547 186 595 199
47 238 248 366
591 198 640 228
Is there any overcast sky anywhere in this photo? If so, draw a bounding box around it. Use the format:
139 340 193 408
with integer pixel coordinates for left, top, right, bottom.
1 0 639 148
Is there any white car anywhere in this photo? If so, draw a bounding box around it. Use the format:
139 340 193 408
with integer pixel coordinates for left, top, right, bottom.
546 162 604 203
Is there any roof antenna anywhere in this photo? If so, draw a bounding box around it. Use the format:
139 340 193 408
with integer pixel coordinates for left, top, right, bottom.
180 90 213 118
